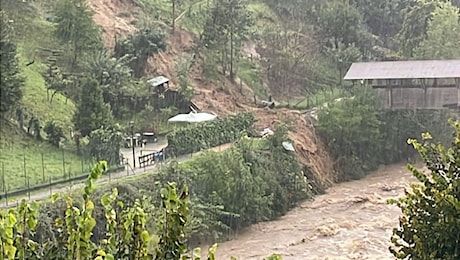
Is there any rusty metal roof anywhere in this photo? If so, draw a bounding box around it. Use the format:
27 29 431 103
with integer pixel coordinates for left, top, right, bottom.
344 60 460 80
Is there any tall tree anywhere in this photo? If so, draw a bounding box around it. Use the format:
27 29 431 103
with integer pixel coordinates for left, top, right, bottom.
73 78 113 137
414 1 460 59
202 0 253 80
396 0 440 58
53 0 101 69
260 24 320 99
0 11 24 116
314 0 373 55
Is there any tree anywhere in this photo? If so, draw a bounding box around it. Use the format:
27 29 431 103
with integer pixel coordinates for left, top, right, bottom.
314 0 373 55
86 49 135 118
202 0 253 80
73 78 113 137
0 11 24 116
259 24 320 99
175 53 194 99
114 25 167 77
414 1 460 59
324 41 362 87
351 0 412 40
389 120 460 260
53 0 101 69
396 0 439 57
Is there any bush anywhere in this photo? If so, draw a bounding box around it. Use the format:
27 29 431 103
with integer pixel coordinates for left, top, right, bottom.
87 125 123 167
389 120 460 260
167 112 255 156
44 121 66 147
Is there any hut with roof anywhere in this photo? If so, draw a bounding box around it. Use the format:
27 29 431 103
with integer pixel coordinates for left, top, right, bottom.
146 75 200 113
344 60 460 110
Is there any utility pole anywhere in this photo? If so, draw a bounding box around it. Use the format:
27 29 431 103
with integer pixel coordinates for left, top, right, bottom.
130 121 136 168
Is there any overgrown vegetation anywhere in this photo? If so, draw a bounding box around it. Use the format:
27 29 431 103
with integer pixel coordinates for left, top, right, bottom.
159 126 312 242
0 11 24 117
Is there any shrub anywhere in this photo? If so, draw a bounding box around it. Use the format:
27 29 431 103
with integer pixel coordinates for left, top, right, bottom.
389 120 460 260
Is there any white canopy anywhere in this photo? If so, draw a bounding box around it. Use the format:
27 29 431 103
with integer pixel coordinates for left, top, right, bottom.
168 112 217 123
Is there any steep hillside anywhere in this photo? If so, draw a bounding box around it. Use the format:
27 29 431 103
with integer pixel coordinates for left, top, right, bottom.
86 0 336 186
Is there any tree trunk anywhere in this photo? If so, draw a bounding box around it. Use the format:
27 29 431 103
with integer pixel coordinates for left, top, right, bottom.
230 21 234 81
172 0 176 34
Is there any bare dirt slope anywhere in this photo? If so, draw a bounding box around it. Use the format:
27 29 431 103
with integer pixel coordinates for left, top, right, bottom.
88 0 138 48
87 0 336 185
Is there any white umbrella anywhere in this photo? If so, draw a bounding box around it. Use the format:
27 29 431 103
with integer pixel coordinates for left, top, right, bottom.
168 112 217 123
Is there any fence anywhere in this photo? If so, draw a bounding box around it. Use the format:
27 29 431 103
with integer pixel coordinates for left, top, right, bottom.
0 164 126 207
0 144 218 207
0 150 96 193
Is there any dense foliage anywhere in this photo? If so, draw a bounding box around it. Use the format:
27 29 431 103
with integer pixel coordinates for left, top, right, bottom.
317 86 380 180
389 121 460 260
202 0 253 80
53 0 102 69
159 126 311 241
114 25 167 77
87 125 124 167
73 78 113 137
0 11 24 116
167 112 255 156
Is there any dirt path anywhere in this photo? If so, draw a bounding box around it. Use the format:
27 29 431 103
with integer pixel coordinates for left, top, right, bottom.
213 163 421 260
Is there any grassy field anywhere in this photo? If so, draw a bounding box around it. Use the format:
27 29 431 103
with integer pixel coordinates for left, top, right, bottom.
0 122 92 192
18 51 77 134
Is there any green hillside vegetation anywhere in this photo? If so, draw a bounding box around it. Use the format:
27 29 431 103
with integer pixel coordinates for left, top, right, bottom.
1 0 460 258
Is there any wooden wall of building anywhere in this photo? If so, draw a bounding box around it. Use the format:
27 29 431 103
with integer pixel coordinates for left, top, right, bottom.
374 87 459 109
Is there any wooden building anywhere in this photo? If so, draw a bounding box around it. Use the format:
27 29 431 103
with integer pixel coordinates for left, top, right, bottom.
344 60 460 110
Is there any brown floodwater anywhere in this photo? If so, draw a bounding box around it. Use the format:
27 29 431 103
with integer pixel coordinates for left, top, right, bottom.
212 163 421 260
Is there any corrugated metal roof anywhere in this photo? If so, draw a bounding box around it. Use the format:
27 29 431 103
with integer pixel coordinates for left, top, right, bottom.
344 60 460 80
147 76 170 87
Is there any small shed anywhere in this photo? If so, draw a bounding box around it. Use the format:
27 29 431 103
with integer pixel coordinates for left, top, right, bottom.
147 76 170 95
344 60 460 109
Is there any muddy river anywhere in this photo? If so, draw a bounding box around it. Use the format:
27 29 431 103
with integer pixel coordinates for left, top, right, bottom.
213 163 421 260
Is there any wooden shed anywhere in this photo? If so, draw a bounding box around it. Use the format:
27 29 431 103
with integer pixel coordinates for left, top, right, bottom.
344 60 460 110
